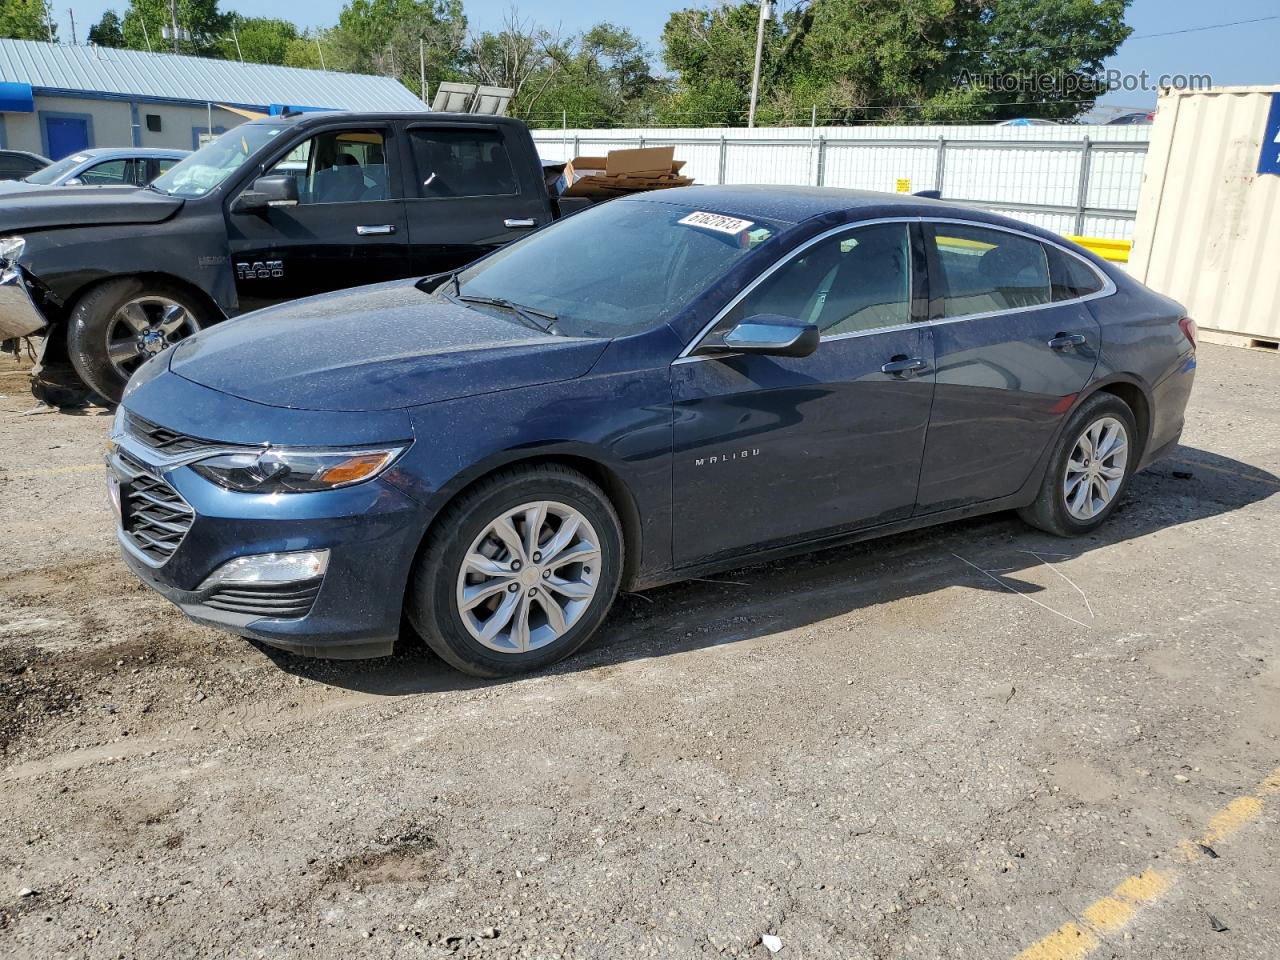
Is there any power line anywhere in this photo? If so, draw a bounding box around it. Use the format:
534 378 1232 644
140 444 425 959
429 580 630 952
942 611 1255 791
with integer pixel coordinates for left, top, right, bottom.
940 14 1279 57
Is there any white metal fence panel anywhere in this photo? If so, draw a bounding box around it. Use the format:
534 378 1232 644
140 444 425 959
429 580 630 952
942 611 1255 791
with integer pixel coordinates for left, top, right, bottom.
532 124 1150 240
822 141 938 193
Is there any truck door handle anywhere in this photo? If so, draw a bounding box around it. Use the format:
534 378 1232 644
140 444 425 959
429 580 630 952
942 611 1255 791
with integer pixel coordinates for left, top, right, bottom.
881 356 928 377
504 218 537 228
1048 332 1087 350
356 224 395 236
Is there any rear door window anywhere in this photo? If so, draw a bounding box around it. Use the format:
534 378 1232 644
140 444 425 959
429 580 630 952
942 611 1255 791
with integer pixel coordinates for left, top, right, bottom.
408 128 518 198
928 224 1052 317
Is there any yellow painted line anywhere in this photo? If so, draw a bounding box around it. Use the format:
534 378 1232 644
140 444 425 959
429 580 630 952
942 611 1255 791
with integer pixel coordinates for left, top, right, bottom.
2 464 102 478
1014 766 1280 960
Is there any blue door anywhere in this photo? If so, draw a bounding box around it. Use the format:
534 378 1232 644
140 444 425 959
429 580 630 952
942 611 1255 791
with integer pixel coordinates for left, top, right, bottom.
44 115 90 160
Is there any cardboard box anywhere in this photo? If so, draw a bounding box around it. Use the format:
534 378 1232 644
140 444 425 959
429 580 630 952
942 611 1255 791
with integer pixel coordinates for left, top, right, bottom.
558 146 694 198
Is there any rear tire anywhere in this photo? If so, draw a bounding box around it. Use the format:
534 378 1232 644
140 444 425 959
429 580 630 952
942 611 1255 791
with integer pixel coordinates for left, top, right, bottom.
1018 392 1138 537
406 465 623 677
67 278 209 404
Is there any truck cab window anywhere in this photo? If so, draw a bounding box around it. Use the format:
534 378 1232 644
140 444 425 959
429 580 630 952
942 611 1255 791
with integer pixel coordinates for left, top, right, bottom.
265 129 389 205
409 128 517 198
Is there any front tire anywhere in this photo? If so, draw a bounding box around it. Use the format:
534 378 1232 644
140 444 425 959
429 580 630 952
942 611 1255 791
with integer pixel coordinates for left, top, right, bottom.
67 278 209 404
407 465 623 677
1019 392 1138 537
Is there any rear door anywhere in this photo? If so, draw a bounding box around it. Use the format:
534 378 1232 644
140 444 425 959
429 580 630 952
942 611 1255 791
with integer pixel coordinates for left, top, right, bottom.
914 221 1104 513
226 123 410 312
401 122 549 277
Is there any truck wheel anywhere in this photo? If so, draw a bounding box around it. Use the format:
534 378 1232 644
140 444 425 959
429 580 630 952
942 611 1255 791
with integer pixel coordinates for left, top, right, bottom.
406 465 624 677
67 278 209 404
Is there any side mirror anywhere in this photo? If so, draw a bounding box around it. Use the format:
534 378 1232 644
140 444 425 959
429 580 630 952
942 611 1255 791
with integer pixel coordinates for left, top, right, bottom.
699 315 820 359
63 177 84 186
232 175 299 213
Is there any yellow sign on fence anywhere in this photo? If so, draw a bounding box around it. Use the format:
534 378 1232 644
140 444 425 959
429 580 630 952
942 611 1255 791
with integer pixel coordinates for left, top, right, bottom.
895 178 911 193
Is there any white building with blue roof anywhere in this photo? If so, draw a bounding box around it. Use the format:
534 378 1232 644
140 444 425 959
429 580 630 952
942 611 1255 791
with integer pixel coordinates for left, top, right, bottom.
0 39 426 160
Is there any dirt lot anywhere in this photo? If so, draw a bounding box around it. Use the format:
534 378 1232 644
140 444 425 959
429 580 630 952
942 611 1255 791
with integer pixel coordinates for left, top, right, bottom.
0 342 1277 960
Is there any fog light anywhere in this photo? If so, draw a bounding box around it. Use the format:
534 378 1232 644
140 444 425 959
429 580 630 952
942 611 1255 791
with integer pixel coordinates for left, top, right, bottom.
199 549 329 588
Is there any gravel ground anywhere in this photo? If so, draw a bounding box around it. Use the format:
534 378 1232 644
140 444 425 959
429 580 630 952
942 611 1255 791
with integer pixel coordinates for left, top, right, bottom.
0 342 1277 960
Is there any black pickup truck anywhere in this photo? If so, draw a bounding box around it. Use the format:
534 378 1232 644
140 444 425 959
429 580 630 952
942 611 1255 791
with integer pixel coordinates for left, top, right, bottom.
0 112 592 405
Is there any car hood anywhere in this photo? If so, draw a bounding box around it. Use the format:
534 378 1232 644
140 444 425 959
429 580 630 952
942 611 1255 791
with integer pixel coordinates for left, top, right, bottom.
170 279 610 412
0 185 184 231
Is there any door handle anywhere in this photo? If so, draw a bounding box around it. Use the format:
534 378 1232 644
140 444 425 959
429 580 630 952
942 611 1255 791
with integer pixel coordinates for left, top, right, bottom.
504 218 537 228
881 356 928 377
1048 332 1087 350
356 224 395 236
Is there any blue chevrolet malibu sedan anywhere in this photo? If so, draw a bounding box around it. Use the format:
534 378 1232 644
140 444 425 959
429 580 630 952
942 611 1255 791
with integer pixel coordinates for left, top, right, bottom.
107 186 1196 676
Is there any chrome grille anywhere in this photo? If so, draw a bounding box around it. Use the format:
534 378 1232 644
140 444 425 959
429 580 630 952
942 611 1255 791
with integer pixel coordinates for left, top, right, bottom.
116 452 194 564
123 410 216 456
204 579 322 619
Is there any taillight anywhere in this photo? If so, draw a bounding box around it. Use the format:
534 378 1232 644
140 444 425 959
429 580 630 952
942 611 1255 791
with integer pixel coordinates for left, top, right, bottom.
1179 317 1197 349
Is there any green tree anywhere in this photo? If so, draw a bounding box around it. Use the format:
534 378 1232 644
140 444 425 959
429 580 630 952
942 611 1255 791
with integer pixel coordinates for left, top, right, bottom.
219 15 298 64
0 0 56 40
87 10 126 47
120 0 227 57
658 0 1132 125
336 0 467 98
522 24 669 126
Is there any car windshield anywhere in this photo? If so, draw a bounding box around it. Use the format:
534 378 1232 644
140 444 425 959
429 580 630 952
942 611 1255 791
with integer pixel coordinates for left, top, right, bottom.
453 199 785 338
150 123 288 197
23 154 87 185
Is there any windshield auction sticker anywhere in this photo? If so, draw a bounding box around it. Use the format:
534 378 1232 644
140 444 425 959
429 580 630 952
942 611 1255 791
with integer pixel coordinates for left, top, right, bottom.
678 211 755 235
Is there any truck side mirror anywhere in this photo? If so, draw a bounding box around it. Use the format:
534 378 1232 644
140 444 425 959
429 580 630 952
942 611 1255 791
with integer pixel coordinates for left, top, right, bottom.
232 175 299 213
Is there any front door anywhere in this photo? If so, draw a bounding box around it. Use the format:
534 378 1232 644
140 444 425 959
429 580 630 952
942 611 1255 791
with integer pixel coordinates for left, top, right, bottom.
44 115 89 160
671 221 936 568
401 123 549 277
914 222 1103 513
226 125 410 313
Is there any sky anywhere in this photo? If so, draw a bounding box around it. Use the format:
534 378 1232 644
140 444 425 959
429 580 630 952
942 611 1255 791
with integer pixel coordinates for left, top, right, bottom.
51 0 1280 118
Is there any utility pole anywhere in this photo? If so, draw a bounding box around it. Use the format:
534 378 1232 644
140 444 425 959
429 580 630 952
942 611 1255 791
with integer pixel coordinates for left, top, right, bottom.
231 25 243 62
69 9 77 44
141 18 153 53
315 38 326 71
169 0 180 54
747 0 772 128
45 6 55 42
419 38 427 106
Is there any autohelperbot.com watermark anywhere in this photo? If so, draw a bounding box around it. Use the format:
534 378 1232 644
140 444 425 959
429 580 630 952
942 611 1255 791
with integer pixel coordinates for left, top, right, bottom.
956 69 1213 96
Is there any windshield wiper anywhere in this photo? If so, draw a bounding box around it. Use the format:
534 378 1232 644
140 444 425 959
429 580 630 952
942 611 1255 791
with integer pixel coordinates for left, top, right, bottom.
456 294 558 334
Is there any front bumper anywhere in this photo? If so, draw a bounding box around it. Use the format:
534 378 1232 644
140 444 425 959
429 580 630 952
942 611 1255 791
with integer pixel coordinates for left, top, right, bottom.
0 260 48 340
108 429 425 660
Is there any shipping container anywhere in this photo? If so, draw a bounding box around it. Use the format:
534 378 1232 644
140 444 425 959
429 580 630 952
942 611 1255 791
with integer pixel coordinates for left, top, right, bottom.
1130 86 1280 347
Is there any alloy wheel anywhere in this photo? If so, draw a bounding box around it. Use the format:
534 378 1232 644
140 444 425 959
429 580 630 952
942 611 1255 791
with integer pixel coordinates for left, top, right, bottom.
1063 415 1129 521
455 500 602 654
105 296 199 379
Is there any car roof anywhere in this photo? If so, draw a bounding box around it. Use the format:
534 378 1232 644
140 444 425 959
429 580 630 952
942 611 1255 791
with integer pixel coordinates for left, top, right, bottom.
620 184 1016 226
72 147 189 159
264 110 528 130
0 148 51 162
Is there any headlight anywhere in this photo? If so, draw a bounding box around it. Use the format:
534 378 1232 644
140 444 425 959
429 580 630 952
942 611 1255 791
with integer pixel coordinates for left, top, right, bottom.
191 446 405 493
0 236 25 262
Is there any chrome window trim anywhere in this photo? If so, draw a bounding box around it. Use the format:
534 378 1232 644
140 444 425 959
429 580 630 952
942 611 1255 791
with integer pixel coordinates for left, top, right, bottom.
673 215 1116 365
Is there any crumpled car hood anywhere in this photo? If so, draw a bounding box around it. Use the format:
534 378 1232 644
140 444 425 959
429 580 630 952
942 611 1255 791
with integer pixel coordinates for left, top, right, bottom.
0 185 184 232
170 279 610 412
